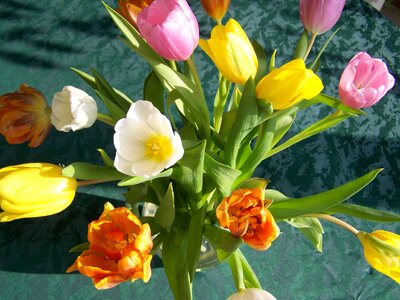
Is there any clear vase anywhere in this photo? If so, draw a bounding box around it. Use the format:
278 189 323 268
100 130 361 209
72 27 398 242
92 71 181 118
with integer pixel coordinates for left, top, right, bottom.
141 202 219 270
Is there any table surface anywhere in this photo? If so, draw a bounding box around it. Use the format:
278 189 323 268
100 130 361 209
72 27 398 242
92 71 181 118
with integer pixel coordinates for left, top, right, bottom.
0 0 399 299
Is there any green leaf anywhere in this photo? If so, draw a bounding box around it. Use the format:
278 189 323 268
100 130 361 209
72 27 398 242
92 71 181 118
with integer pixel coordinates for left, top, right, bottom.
155 183 175 231
265 111 352 159
286 217 324 252
117 168 174 186
144 71 165 113
252 40 267 84
237 178 269 190
124 184 159 207
187 206 207 282
225 78 259 168
95 90 126 122
204 225 242 262
312 93 366 116
97 148 114 167
270 112 296 149
172 141 206 203
204 153 242 197
264 189 289 202
62 162 128 180
91 68 132 113
269 169 383 220
293 29 309 59
309 26 341 70
69 242 89 253
326 203 400 223
162 228 192 300
269 49 277 72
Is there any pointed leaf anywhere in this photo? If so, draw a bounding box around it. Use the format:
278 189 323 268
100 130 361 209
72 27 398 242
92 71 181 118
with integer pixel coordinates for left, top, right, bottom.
294 29 309 59
269 169 383 220
204 225 242 262
286 217 324 252
326 203 400 223
252 40 267 84
155 183 175 231
144 71 165 113
97 148 114 167
62 162 128 180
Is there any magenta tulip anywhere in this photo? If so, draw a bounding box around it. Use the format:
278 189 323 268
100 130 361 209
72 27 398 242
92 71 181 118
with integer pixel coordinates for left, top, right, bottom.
299 0 346 35
339 52 395 109
137 0 199 61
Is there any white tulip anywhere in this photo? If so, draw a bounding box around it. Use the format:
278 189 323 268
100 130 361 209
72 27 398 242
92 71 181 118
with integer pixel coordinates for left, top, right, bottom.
50 86 97 132
113 100 184 177
227 288 277 300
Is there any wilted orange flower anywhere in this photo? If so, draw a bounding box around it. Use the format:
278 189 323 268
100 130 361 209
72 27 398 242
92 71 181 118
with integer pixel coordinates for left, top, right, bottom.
0 84 51 147
216 188 279 250
201 0 231 22
117 0 154 28
67 202 153 289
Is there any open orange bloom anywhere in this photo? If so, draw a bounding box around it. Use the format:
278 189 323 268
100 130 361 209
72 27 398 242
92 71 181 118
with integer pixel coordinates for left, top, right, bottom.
216 188 279 250
67 202 153 289
0 84 51 147
117 0 154 28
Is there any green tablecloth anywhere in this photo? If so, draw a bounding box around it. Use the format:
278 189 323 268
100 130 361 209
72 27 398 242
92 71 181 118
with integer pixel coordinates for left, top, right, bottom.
0 0 399 299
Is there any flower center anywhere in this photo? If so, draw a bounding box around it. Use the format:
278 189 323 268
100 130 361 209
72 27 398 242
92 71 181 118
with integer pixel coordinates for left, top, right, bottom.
145 134 173 162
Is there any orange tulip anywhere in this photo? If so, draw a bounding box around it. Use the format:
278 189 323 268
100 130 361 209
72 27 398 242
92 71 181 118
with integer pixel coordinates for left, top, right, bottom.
201 0 231 22
0 84 51 147
117 0 154 28
67 202 153 289
216 188 279 250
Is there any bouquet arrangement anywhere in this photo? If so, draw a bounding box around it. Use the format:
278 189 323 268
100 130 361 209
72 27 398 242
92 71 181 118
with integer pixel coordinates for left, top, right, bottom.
0 0 398 298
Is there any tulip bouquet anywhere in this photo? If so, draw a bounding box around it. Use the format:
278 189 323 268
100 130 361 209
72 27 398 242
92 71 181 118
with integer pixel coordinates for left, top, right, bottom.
0 0 398 299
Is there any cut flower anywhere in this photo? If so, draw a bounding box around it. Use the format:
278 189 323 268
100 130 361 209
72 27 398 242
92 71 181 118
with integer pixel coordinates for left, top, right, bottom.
50 86 98 132
216 188 279 250
113 100 184 177
67 202 153 289
0 163 77 222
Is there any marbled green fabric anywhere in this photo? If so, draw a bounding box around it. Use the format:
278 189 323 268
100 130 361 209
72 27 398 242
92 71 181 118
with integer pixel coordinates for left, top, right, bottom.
0 0 399 299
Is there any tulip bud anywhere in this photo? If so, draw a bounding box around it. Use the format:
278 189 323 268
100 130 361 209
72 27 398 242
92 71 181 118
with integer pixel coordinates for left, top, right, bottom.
137 0 199 61
227 288 277 300
117 0 154 29
0 84 51 147
0 163 77 222
357 230 400 284
338 52 395 109
256 59 323 110
50 86 98 132
299 0 346 35
200 0 230 22
199 19 258 84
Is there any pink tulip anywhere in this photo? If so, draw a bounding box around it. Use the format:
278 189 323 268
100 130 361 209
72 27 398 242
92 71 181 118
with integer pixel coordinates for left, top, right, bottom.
339 52 395 108
299 0 346 35
137 0 199 61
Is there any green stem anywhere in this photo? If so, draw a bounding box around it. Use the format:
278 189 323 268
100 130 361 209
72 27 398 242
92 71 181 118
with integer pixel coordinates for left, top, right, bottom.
303 32 317 61
169 60 178 71
186 56 204 98
213 75 230 133
305 213 359 235
97 113 116 126
228 251 246 292
237 249 262 289
77 179 113 187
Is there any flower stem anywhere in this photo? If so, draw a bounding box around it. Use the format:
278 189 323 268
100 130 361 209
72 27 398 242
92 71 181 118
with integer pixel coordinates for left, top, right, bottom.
213 75 230 133
228 250 246 292
305 213 359 235
237 249 262 289
303 32 317 61
77 179 113 187
186 55 204 98
97 113 116 126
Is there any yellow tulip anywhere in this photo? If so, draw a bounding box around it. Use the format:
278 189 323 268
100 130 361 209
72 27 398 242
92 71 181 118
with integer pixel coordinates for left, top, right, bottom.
199 19 258 84
0 163 77 222
256 59 323 110
357 230 400 284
